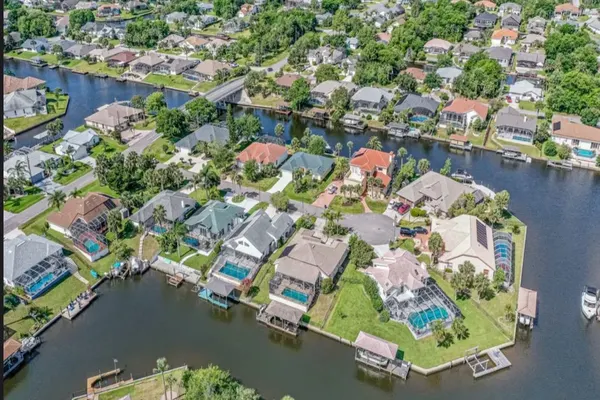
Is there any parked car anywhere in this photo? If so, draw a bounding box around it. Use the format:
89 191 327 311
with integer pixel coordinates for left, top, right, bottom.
505 95 512 103
413 226 428 234
398 203 410 215
327 184 337 194
400 227 416 237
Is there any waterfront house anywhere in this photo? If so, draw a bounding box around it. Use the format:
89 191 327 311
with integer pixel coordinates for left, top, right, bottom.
106 51 138 67
175 124 230 155
432 215 497 277
551 116 600 161
182 60 232 82
527 16 547 35
22 38 49 53
491 29 518 47
554 3 581 20
3 151 59 184
130 190 198 234
48 38 76 54
351 87 393 116
275 74 302 90
495 107 536 144
205 37 234 56
396 171 482 216
80 21 126 40
84 103 144 133
586 17 600 35
436 67 463 86
215 210 294 285
521 34 546 51
270 228 349 312
3 75 45 95
501 14 521 31
440 98 489 130
424 38 452 55
310 80 357 106
393 93 440 120
386 122 410 137
55 128 100 160
236 142 289 170
155 58 198 75
344 148 394 198
166 11 189 25
96 4 121 18
129 54 164 75
486 46 513 68
515 52 545 73
307 46 346 66
4 234 73 299
354 332 405 373
474 12 498 29
280 152 335 181
455 43 481 64
474 1 496 11
222 18 249 33
158 34 185 49
498 2 522 16
86 46 127 62
64 43 98 59
401 67 426 83
184 200 245 249
180 36 210 53
3 89 46 119
58 0 79 12
4 338 25 378
464 29 483 42
507 80 543 102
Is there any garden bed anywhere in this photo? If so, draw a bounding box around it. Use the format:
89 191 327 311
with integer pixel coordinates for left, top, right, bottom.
329 196 365 214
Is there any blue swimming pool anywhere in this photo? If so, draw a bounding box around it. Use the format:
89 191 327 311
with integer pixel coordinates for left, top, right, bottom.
282 288 309 304
410 115 429 123
183 236 199 247
219 262 250 281
152 225 167 234
27 273 56 295
574 148 595 158
408 306 449 330
84 239 100 253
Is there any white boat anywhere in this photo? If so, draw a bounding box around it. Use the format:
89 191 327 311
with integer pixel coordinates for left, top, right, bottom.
451 169 473 182
581 286 599 320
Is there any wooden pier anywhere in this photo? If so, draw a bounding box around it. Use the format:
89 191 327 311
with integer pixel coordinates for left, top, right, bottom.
61 291 98 321
465 347 511 378
86 369 123 395
167 272 185 287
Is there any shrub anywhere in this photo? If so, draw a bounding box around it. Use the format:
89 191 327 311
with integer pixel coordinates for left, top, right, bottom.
363 275 383 312
232 194 245 203
379 309 390 323
296 214 315 229
410 207 427 217
544 141 557 156
321 277 334 294
366 114 372 120
511 224 521 234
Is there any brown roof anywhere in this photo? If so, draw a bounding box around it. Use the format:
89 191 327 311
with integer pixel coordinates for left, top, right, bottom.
518 287 538 318
449 134 469 143
376 32 391 43
443 98 489 120
236 142 288 165
3 338 21 362
107 51 138 64
555 3 580 13
3 75 46 94
191 60 231 77
474 0 496 8
552 116 600 143
424 38 452 50
185 36 209 47
402 67 426 81
491 29 518 40
354 331 398 360
276 74 301 88
85 103 144 128
47 192 119 229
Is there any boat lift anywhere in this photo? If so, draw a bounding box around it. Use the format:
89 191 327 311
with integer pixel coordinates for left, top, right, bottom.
464 347 511 378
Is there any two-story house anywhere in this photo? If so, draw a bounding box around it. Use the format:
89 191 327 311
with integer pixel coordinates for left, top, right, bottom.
344 148 394 198
495 107 537 144
439 98 489 130
474 12 498 29
551 116 600 162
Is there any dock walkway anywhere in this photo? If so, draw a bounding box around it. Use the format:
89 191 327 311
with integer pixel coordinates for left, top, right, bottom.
466 347 511 378
61 291 98 321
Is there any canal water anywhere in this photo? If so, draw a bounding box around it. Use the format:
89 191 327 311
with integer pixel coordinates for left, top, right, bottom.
4 60 600 400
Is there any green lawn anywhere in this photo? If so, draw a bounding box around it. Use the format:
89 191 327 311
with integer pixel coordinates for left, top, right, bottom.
143 73 196 91
183 248 218 272
494 137 542 158
324 264 510 368
261 50 289 67
242 176 279 192
3 93 69 134
79 180 120 198
142 235 160 260
466 129 486 147
53 162 92 185
365 198 388 214
73 61 125 77
282 171 335 204
189 188 226 205
3 187 45 213
192 80 218 93
39 138 62 154
159 245 195 263
98 368 186 400
329 196 365 214
306 290 338 328
250 94 283 108
89 136 128 159
6 50 38 60
132 117 156 131
142 137 176 163
518 101 536 111
247 201 269 215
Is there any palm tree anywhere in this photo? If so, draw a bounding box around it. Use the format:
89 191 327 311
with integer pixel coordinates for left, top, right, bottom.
153 204 167 230
334 142 343 156
199 164 220 199
397 147 407 167
274 123 285 139
49 190 66 210
9 160 29 182
153 357 170 400
366 176 376 198
107 209 123 238
347 140 354 158
192 173 202 192
164 374 178 400
233 173 244 192
172 221 188 260
3 141 12 156
366 136 382 151
69 187 82 198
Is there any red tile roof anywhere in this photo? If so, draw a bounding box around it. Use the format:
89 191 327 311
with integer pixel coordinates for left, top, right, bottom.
236 142 289 165
449 134 469 143
108 51 138 64
373 170 392 188
3 75 46 94
443 98 489 120
402 67 426 81
377 32 391 43
552 116 600 142
47 192 119 229
474 0 496 8
276 74 302 88
491 29 518 40
350 148 393 173
3 338 21 362
555 3 580 13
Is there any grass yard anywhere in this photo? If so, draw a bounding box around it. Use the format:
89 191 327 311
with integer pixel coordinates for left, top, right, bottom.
493 137 542 158
133 118 156 131
324 264 510 368
466 129 486 147
192 80 218 93
53 162 92 185
159 245 195 263
329 196 365 214
250 94 283 108
189 188 226 205
39 138 62 154
3 187 45 213
3 93 69 134
73 61 125 77
518 101 536 112
283 171 335 204
183 248 219 272
141 235 160 260
143 73 196 91
261 50 289 67
142 137 176 163
306 290 338 328
247 201 269 215
79 180 120 198
365 198 387 214
97 368 186 400
242 176 279 192
89 136 128 158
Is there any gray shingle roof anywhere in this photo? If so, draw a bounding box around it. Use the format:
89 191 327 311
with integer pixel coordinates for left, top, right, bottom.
184 200 245 235
205 277 236 297
486 46 513 61
475 12 498 22
62 128 98 146
4 234 63 282
130 190 197 225
394 93 440 114
175 124 230 150
351 87 393 103
516 52 546 64
3 89 41 112
226 210 293 256
3 150 59 179
496 107 536 132
280 152 335 177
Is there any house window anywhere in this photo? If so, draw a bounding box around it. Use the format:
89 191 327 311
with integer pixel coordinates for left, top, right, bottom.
572 139 579 146
591 143 599 150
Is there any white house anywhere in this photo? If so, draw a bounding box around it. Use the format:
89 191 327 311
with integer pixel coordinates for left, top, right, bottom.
507 80 543 102
551 116 600 162
55 129 100 160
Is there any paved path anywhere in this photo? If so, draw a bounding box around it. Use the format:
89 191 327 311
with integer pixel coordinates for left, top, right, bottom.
267 174 292 194
73 271 90 285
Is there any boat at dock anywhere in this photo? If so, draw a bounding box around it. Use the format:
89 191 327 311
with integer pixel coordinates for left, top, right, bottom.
62 290 98 321
496 146 530 162
3 336 41 379
451 169 474 182
386 122 421 139
93 73 108 79
547 159 573 170
342 114 366 130
581 286 599 320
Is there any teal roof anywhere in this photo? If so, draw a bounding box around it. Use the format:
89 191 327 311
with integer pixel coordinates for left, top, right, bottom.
184 200 245 235
281 152 335 176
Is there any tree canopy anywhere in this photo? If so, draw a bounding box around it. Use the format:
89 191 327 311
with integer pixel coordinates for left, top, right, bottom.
454 52 504 99
124 19 170 48
156 109 189 140
17 10 56 39
69 9 95 33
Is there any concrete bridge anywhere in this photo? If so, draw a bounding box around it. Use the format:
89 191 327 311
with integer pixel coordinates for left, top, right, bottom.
181 77 251 110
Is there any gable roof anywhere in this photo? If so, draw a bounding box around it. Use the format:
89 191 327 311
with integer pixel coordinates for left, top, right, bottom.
130 53 164 68
508 80 543 97
474 1 496 8
190 60 231 77
491 29 519 40
3 89 42 112
175 123 230 150
3 338 22 362
62 128 98 146
516 52 546 64
350 148 393 172
502 14 522 25
351 87 393 104
365 249 429 292
475 12 498 22
47 192 119 229
486 46 514 61
236 142 288 165
401 67 426 81
226 210 293 255
552 115 600 143
436 67 463 79
354 331 398 360
518 287 538 318
442 98 489 120
184 200 245 235
130 190 197 224
275 74 302 88
3 75 45 94
394 93 440 114
4 234 64 282
424 38 452 50
85 103 143 128
496 107 536 132
280 152 335 176
555 3 580 13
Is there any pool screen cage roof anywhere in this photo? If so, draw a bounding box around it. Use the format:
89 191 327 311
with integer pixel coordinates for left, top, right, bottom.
70 219 108 250
87 211 110 232
385 281 462 331
13 253 69 288
493 231 513 284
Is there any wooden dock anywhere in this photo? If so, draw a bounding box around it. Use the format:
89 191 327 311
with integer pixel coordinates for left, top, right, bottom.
167 272 185 287
86 368 122 395
61 291 98 321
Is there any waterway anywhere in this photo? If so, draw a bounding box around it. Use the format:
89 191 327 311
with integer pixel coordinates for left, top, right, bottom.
4 60 600 400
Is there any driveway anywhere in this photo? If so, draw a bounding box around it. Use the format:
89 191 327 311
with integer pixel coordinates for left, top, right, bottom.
34 177 64 194
312 180 342 208
341 213 396 245
267 174 293 194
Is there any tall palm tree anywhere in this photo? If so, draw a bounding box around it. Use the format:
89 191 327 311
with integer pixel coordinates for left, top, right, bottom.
3 141 12 156
164 375 178 400
172 221 188 259
49 190 66 210
274 123 285 139
192 173 202 192
198 164 220 199
153 357 170 400
9 160 29 182
335 142 343 156
153 204 167 230
397 147 407 167
233 173 244 192
107 209 123 238
366 136 382 151
347 141 354 158
69 187 82 198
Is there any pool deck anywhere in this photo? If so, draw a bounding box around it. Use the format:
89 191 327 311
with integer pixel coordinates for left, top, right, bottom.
61 291 98 321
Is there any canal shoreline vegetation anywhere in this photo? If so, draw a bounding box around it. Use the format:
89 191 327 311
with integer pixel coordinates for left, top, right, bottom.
3 92 69 134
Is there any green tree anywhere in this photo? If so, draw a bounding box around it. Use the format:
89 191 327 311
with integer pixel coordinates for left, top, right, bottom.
185 97 217 127
329 87 350 121
49 190 66 210
346 141 354 158
504 303 515 322
473 272 491 300
557 143 571 160
396 72 418 92
111 240 134 261
156 109 189 140
270 191 289 211
431 320 451 347
315 64 340 83
107 209 123 238
243 159 260 182
286 78 311 111
397 147 407 167
153 357 170 400
544 140 558 156
130 95 145 110
199 164 220 199
17 10 56 39
153 204 167 229
124 19 170 48
290 137 301 153
274 123 285 139
451 317 469 340
366 136 382 151
321 277 334 294
428 232 444 263
440 157 452 176
424 72 443 89
307 135 327 155
494 190 510 211
492 269 506 292
581 108 600 127
454 53 504 99
534 120 550 146
69 9 95 32
145 92 167 115
46 118 64 139
417 158 431 175
334 142 343 156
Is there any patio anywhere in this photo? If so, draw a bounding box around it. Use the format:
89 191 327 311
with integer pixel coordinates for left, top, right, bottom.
165 151 208 173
